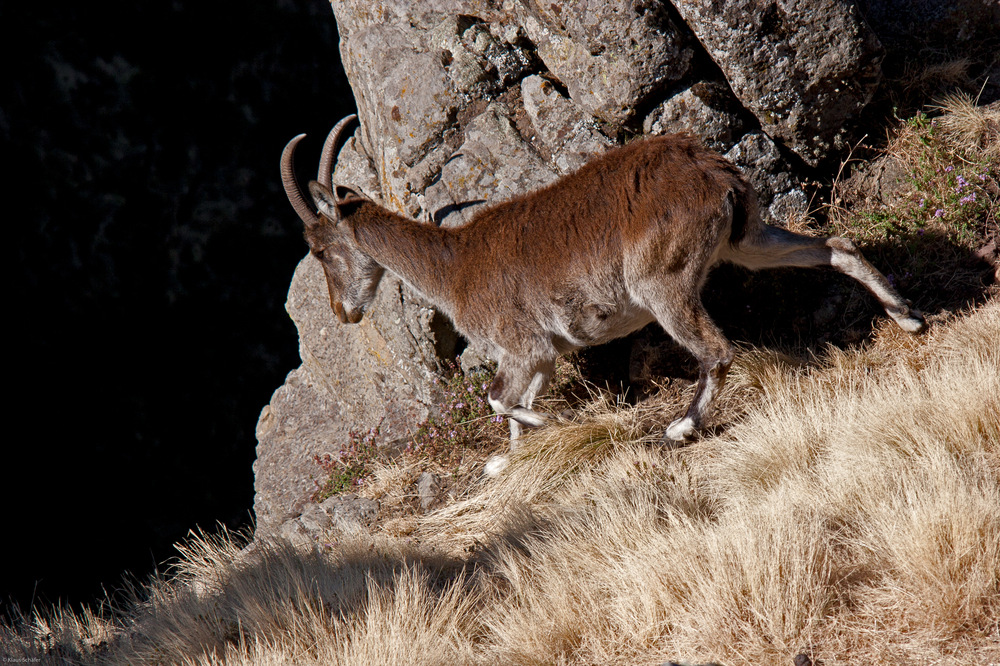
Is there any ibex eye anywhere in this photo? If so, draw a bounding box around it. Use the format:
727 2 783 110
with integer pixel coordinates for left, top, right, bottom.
327 253 348 271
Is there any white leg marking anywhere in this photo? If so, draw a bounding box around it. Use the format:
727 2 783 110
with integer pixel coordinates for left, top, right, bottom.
509 417 523 446
510 407 548 428
525 370 546 406
484 455 509 477
891 310 928 333
665 416 696 441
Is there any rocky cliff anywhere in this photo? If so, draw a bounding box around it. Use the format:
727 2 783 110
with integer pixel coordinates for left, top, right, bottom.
253 0 999 536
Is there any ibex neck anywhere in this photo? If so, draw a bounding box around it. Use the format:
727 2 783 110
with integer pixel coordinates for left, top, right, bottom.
348 204 460 307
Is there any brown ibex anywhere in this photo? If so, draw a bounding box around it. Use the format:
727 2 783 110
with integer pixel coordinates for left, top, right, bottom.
282 115 925 474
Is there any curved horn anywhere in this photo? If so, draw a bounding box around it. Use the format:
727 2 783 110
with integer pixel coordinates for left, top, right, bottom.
318 114 359 189
281 133 321 227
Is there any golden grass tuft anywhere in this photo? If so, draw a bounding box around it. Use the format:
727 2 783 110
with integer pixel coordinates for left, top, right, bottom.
932 91 1000 159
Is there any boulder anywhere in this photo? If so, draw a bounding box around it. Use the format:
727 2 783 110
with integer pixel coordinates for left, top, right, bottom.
513 0 693 124
521 74 614 175
671 0 884 166
643 79 749 153
253 254 457 534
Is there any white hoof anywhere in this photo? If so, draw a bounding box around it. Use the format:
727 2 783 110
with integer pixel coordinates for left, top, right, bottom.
484 455 509 477
893 311 927 334
664 416 696 442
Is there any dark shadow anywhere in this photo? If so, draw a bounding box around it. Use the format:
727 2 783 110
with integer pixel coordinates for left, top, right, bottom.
432 199 488 226
1 0 355 614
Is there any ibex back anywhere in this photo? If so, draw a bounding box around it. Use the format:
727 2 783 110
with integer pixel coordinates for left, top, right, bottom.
282 115 926 475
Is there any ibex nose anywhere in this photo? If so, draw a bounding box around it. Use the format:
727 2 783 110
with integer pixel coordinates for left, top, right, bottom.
333 301 349 324
333 300 364 324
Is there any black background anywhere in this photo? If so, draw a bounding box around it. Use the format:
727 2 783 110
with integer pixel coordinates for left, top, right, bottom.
2 0 355 613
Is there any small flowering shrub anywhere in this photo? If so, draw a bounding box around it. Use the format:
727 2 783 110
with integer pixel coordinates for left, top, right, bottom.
888 112 997 247
406 360 507 468
313 422 382 500
830 98 998 307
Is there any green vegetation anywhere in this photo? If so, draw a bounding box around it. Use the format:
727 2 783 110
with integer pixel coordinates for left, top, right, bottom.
827 93 998 307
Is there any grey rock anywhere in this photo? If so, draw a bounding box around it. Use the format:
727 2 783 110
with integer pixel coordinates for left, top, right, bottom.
725 132 808 223
521 74 613 174
328 134 382 200
342 20 461 213
332 7 542 217
254 253 456 534
423 101 559 227
320 493 381 530
416 472 439 511
672 0 883 166
514 0 692 124
459 341 494 375
432 15 537 96
767 188 811 226
298 502 332 534
254 365 350 535
643 80 749 153
278 517 314 548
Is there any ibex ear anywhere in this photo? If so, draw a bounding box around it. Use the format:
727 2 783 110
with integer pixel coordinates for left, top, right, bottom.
308 181 341 222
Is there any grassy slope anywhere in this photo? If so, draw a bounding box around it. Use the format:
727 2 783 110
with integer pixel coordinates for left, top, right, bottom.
3 100 998 666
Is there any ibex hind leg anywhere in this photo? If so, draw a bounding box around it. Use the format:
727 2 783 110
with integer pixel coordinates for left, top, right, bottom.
727 225 927 333
648 297 735 443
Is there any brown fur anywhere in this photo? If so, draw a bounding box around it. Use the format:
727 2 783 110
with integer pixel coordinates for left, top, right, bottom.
282 119 926 465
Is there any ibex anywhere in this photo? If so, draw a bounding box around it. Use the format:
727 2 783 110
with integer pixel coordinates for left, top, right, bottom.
282 115 926 474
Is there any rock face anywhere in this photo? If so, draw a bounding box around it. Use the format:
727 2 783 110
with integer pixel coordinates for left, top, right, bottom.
670 0 884 167
254 0 893 537
513 0 693 124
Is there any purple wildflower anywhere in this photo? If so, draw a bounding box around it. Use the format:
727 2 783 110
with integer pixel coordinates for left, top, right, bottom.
934 209 945 218
959 192 977 205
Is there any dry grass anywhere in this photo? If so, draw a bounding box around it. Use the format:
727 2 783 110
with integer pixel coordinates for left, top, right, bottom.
4 298 998 666
932 91 1000 159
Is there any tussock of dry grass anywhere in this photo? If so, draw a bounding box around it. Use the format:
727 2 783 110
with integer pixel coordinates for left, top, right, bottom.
4 301 998 666
932 91 1000 159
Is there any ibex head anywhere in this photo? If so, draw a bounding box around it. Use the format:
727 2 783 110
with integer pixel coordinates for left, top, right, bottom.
281 115 384 324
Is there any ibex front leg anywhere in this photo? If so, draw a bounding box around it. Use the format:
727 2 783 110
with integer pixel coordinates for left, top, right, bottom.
484 353 555 476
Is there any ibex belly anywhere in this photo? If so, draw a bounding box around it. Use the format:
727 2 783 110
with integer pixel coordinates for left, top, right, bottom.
551 298 655 352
